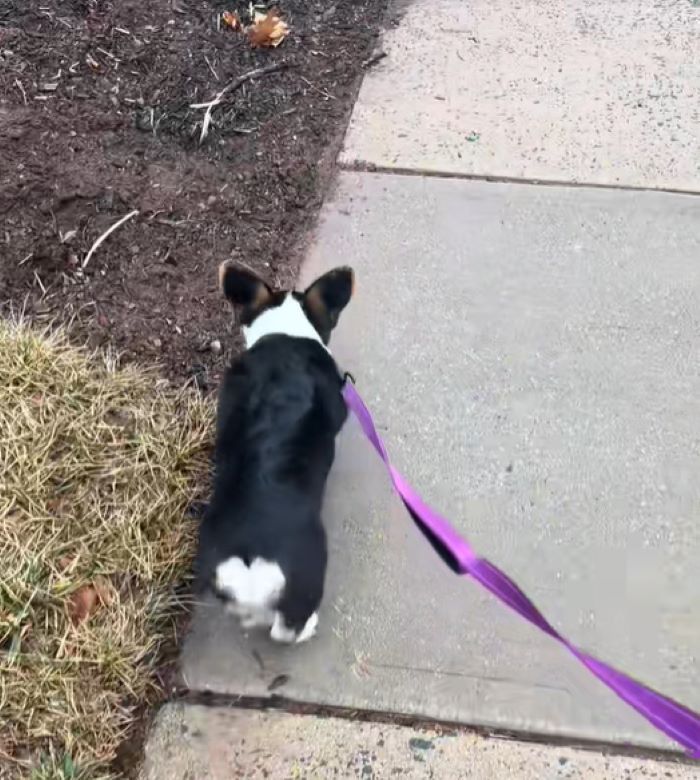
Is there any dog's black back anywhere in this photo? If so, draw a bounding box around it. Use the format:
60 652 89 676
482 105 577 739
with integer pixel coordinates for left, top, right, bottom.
195 263 354 643
196 336 347 631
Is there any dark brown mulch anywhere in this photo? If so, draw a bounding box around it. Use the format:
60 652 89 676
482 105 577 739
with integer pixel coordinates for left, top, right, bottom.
0 0 385 387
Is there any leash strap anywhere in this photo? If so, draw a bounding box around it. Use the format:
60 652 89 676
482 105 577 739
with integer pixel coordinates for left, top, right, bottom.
342 380 700 758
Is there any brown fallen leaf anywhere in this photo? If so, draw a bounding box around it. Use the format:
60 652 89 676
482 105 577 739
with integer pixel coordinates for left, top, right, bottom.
221 10 241 30
93 576 113 607
68 585 98 625
67 578 112 624
57 554 76 571
247 8 289 48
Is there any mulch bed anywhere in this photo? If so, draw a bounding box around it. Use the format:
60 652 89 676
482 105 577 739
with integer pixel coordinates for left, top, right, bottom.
0 0 386 387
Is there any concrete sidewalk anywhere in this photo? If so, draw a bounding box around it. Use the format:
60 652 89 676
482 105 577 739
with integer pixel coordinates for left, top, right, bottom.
146 0 700 774
182 174 700 751
343 0 700 190
142 705 699 779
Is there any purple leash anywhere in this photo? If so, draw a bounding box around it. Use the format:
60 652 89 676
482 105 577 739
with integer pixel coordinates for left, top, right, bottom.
342 380 700 759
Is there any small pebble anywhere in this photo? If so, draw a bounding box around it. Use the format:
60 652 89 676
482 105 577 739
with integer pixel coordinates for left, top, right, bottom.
209 339 222 354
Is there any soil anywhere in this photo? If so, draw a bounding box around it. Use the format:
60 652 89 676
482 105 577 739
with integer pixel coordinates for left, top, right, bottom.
0 0 386 388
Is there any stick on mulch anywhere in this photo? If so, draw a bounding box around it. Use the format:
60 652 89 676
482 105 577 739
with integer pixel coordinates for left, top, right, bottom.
82 210 139 269
190 62 289 143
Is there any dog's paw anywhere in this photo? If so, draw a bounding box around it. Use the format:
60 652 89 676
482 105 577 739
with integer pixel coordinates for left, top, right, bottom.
270 613 297 643
270 611 319 643
295 612 318 644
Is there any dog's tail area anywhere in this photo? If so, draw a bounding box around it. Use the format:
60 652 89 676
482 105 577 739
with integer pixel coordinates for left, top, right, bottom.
213 556 286 608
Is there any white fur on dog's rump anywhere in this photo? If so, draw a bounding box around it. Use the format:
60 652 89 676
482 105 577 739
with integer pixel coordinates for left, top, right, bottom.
215 556 285 624
242 295 327 351
270 611 319 644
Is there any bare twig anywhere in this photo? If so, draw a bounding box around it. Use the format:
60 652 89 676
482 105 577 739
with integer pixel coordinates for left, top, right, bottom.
190 62 287 143
14 79 27 105
33 271 47 297
82 210 139 269
154 218 189 228
362 50 387 69
96 47 121 62
203 54 219 81
299 75 336 100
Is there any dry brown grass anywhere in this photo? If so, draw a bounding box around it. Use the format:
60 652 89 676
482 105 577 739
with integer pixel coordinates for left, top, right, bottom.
0 319 213 779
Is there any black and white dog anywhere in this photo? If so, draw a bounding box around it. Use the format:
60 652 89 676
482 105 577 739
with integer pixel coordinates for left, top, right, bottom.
195 262 354 643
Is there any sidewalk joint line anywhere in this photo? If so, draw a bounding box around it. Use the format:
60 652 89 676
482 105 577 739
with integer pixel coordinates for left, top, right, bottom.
338 161 700 197
170 687 696 766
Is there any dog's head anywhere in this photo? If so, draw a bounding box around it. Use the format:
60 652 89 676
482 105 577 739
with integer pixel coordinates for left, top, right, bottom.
219 263 354 349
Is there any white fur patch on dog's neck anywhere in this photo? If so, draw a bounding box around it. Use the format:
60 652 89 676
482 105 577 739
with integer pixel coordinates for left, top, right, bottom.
243 294 328 351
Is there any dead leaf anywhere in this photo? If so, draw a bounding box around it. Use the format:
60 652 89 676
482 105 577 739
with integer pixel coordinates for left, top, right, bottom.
68 585 98 625
267 674 290 691
57 555 75 571
93 576 113 607
67 578 111 624
247 8 289 48
222 10 241 30
47 497 69 515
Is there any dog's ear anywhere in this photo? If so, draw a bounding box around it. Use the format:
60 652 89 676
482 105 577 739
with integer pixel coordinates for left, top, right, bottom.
302 267 354 342
219 262 273 310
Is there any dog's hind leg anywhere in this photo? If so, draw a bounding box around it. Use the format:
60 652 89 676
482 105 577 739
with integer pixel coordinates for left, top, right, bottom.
270 572 322 644
270 610 318 644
